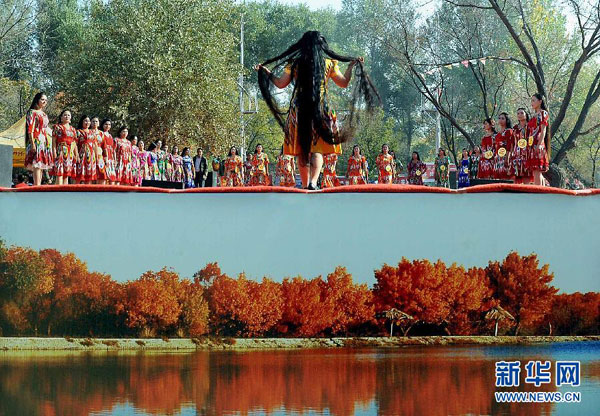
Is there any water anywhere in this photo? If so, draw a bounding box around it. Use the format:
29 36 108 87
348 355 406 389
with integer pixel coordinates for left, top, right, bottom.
0 342 598 416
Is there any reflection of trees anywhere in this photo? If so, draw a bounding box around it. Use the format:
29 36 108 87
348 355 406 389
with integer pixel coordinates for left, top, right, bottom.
0 349 573 416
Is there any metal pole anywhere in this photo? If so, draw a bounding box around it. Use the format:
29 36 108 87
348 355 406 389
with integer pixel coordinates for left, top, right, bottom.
239 12 245 160
436 110 441 151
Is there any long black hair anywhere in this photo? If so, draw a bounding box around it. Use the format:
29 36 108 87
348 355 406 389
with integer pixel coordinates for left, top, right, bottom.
257 31 380 160
29 92 46 110
532 93 551 158
77 115 90 130
499 112 512 130
483 117 497 134
516 107 530 124
57 109 71 124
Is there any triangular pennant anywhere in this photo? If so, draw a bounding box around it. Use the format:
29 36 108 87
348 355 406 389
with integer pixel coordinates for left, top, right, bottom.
444 64 453 69
461 60 470 68
480 58 487 65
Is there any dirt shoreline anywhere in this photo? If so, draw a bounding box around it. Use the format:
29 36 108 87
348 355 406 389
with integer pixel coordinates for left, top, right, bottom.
0 335 598 351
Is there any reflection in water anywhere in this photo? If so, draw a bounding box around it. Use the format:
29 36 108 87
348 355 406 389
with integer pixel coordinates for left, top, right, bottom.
0 342 598 416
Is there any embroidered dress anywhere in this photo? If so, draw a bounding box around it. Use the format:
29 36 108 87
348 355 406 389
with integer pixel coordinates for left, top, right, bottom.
157 150 166 180
115 137 133 185
511 123 531 181
149 151 160 180
131 145 140 185
458 158 470 188
322 153 340 188
244 160 252 186
250 153 270 186
52 124 78 178
526 110 550 172
76 129 97 182
478 135 495 179
407 160 426 185
347 155 367 185
164 153 174 181
99 131 117 182
494 129 513 180
25 109 52 170
138 150 151 183
376 154 395 184
172 154 184 183
434 155 450 188
224 155 244 187
276 155 296 187
182 155 194 188
469 154 480 179
90 129 106 180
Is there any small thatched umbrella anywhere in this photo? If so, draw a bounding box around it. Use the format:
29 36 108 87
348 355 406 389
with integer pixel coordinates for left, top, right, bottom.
383 308 414 337
485 305 515 336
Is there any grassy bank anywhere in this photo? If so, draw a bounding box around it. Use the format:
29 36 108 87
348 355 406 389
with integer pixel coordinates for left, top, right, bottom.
1 336 599 351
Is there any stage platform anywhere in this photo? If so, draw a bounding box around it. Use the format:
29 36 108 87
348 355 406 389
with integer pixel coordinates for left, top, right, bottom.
1 184 598 294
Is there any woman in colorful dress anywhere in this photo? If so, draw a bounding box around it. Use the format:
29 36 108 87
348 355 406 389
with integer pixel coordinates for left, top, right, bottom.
346 145 367 185
163 144 174 181
527 94 550 186
182 147 194 188
376 144 395 184
494 113 513 180
407 151 426 185
130 136 140 186
76 115 97 184
434 148 451 188
100 119 117 184
88 117 106 185
478 118 496 179
114 126 133 186
25 92 52 186
52 109 79 185
244 154 253 186
511 108 531 184
148 141 161 180
390 151 404 184
137 140 150 184
223 146 245 187
249 144 270 186
458 148 470 189
256 31 378 190
158 143 169 181
276 147 296 187
171 146 184 183
321 153 340 188
469 146 481 180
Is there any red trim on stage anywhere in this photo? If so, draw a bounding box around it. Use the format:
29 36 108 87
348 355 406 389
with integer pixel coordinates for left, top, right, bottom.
0 183 596 195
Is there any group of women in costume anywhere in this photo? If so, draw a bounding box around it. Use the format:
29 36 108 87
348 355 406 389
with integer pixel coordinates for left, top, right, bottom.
24 92 200 187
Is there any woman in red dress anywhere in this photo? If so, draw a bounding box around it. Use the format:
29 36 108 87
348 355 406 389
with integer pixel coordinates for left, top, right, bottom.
346 145 367 185
24 92 52 186
52 110 79 185
321 153 340 188
76 115 98 184
115 126 133 185
511 108 532 184
376 144 395 184
99 119 117 184
527 93 550 186
494 113 513 180
89 117 106 184
478 118 496 179
249 144 270 186
407 151 426 185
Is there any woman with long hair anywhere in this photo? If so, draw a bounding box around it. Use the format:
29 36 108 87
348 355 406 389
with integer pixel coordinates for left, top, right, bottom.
347 145 367 185
470 146 482 180
458 148 471 188
137 140 150 184
130 136 140 186
321 153 340 188
376 144 395 184
100 119 117 184
407 151 426 185
182 147 194 188
434 148 451 188
115 126 133 186
76 115 97 184
276 146 296 187
528 93 550 185
25 92 52 185
89 117 106 184
512 108 532 184
494 113 513 180
148 141 161 180
249 144 270 186
478 118 496 179
171 145 184 183
255 31 379 190
163 144 174 181
224 146 245 187
52 109 79 185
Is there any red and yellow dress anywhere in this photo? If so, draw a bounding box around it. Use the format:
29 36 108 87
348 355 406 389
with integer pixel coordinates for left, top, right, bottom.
224 155 244 187
511 123 531 181
347 155 367 185
283 59 343 157
89 129 106 180
25 109 52 170
494 129 513 180
322 153 340 188
478 134 495 179
376 153 395 184
52 124 78 179
276 154 296 187
99 131 117 182
250 152 270 186
115 136 133 185
407 160 426 185
526 110 550 172
76 129 97 182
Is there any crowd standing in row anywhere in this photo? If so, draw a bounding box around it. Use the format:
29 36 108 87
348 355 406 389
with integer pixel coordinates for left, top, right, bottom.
23 92 550 189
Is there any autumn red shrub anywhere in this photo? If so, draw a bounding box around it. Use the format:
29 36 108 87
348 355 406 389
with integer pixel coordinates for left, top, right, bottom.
550 292 600 335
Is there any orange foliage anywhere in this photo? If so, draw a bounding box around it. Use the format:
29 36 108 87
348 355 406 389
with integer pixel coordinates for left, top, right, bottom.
486 252 558 335
550 292 600 335
179 280 209 336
